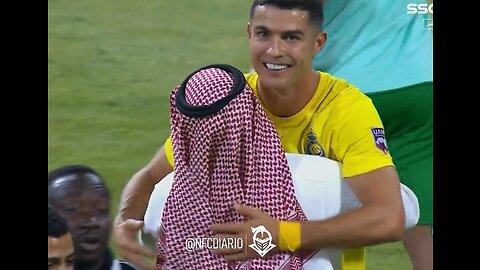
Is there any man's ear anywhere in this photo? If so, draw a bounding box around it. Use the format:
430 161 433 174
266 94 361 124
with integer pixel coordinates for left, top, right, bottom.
247 22 252 41
314 31 327 54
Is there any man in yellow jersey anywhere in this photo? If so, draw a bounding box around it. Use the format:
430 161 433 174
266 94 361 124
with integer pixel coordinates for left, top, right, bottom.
113 0 405 269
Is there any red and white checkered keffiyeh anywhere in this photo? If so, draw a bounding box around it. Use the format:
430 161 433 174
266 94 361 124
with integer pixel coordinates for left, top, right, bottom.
157 65 316 269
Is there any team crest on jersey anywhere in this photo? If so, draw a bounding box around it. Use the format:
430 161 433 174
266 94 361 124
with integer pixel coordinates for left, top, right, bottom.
371 127 389 154
304 130 325 157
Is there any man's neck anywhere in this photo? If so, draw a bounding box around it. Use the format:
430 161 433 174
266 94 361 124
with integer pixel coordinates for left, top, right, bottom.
258 71 320 117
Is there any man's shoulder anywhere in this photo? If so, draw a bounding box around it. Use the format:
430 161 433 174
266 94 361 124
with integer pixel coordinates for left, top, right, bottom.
319 72 362 93
317 72 370 109
244 72 258 89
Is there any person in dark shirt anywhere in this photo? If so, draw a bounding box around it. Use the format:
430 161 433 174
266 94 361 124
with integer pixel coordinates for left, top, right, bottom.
49 204 75 270
48 165 136 270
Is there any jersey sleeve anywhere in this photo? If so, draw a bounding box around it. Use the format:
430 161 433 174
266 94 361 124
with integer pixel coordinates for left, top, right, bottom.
332 95 394 178
164 135 174 168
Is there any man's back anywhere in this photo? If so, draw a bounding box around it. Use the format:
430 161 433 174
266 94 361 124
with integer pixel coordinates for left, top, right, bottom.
313 0 433 93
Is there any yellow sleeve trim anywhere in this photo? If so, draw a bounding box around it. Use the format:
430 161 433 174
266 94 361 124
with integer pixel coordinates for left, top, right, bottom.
164 136 174 168
342 247 366 270
279 221 301 252
342 160 394 178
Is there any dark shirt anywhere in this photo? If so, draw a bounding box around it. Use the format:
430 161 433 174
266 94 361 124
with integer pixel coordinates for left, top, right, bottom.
75 249 136 270
103 249 136 270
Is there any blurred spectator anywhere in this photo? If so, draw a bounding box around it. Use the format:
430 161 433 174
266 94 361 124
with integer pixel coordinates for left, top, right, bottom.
48 204 75 270
48 165 136 270
313 1 433 269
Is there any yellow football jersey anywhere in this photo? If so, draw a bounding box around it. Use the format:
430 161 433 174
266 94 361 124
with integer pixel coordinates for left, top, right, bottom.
165 71 393 177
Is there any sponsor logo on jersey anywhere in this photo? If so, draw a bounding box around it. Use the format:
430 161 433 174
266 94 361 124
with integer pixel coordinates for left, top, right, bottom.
371 127 389 154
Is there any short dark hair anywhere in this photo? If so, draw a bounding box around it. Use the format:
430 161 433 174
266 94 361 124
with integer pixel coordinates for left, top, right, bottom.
48 205 69 238
48 165 109 195
249 0 324 30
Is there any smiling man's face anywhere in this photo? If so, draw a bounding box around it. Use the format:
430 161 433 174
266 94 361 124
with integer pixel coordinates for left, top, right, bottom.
247 5 325 91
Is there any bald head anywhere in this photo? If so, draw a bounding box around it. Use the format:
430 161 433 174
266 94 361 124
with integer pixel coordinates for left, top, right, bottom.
48 165 109 199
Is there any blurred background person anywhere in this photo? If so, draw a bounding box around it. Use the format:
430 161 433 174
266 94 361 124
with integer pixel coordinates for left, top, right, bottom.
48 165 137 270
49 204 75 270
313 1 433 269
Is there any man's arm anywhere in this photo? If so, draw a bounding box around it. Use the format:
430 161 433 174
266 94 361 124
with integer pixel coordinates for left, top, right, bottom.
113 145 173 270
298 92 405 248
117 145 173 221
301 166 405 249
212 166 405 261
